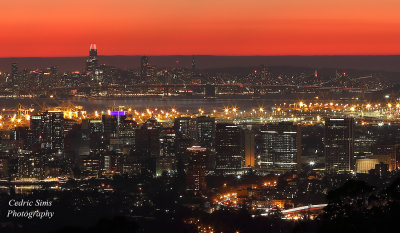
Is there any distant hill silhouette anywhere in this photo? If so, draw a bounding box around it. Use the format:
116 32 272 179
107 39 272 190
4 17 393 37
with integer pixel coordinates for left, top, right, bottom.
0 55 399 73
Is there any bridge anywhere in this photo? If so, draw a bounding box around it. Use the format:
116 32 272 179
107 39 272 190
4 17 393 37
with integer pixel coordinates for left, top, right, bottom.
46 83 378 91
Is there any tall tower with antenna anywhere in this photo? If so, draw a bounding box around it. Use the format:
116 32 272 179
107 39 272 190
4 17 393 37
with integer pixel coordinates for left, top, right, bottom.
86 44 98 73
192 56 196 70
140 56 149 78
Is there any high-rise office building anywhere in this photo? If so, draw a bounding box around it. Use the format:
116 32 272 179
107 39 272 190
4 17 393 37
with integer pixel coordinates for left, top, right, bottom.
10 126 29 150
175 137 193 168
102 111 127 138
30 115 43 150
86 44 98 73
195 116 215 149
17 152 44 179
87 119 106 152
324 118 354 173
140 56 149 78
259 122 301 173
215 123 243 174
174 117 196 140
10 63 18 86
186 146 207 192
191 56 196 70
157 128 176 176
82 153 100 178
135 119 161 174
30 111 64 154
173 116 215 149
41 111 65 154
89 119 104 134
117 118 137 152
244 129 255 168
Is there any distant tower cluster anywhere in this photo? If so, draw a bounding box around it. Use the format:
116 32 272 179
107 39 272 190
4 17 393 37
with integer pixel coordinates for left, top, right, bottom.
10 63 18 86
140 56 149 78
86 44 98 73
192 56 196 70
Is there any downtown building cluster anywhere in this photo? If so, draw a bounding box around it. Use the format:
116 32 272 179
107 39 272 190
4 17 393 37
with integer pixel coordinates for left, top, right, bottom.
0 45 398 197
0 44 391 100
0 111 302 193
0 107 398 194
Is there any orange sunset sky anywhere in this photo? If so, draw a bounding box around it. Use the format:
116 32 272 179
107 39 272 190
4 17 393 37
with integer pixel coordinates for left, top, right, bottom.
1 0 400 57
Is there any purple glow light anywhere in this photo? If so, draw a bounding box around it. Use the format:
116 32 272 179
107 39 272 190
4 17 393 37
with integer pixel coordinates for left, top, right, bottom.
110 111 125 117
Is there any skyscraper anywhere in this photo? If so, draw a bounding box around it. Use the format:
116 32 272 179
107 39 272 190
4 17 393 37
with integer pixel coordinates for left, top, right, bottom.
260 122 301 173
10 63 18 86
102 114 119 142
191 56 196 70
186 146 207 193
173 116 215 148
42 111 65 154
215 123 243 175
86 44 98 73
195 116 215 149
140 56 149 78
18 152 44 179
88 119 106 152
174 117 196 140
117 118 137 152
244 129 255 168
30 111 65 154
324 118 354 173
29 115 42 150
10 126 29 150
135 119 161 175
157 128 176 176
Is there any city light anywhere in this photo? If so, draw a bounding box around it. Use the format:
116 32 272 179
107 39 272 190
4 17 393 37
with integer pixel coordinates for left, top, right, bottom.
0 41 398 232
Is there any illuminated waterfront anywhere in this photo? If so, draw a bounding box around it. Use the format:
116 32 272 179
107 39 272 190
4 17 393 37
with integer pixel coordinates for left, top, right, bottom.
0 97 280 112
